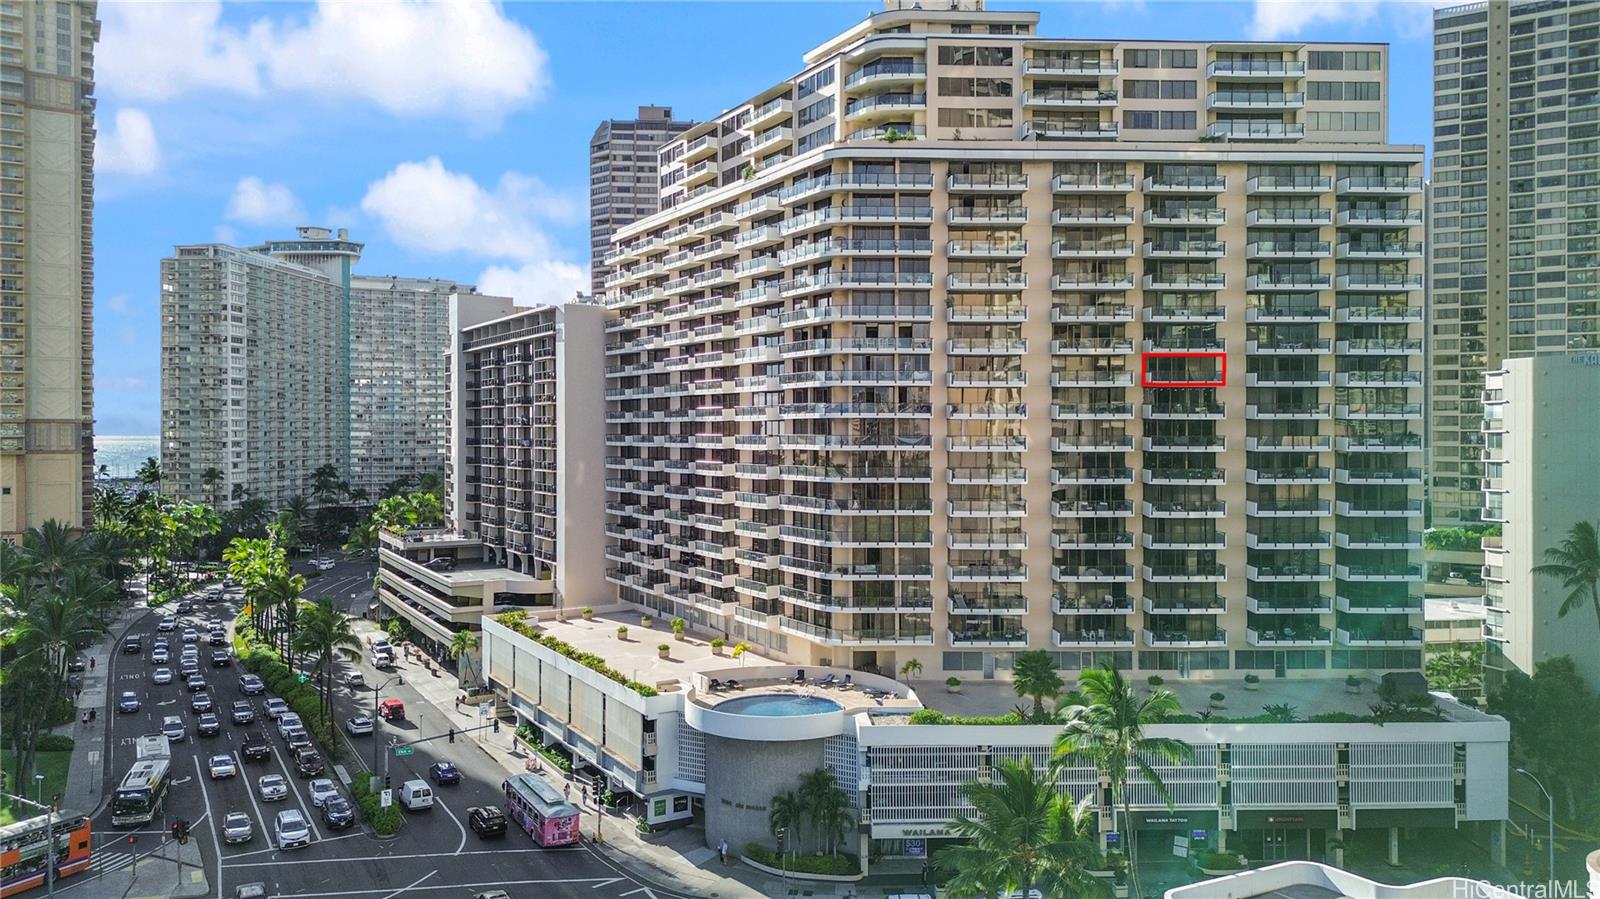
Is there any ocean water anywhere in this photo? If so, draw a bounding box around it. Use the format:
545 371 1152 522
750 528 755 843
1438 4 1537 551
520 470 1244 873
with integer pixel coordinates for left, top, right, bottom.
94 435 159 479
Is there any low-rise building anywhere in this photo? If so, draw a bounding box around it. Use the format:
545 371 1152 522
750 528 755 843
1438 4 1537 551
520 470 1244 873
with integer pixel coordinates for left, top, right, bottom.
481 611 1510 874
1164 860 1518 899
1424 597 1485 654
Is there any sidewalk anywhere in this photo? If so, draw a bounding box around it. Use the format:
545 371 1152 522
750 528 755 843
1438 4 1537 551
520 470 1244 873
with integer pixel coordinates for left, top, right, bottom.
371 619 930 899
79 834 209 899
59 602 150 818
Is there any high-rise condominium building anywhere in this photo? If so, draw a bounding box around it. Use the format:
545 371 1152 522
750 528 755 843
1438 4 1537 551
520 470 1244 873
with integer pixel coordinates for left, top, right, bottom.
160 227 491 509
375 297 606 656
590 106 696 294
0 0 99 538
1480 355 1600 692
601 1 1426 682
1429 0 1600 526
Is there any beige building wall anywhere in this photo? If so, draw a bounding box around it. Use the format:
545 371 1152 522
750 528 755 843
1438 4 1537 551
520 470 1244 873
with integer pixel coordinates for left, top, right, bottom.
1 1 98 537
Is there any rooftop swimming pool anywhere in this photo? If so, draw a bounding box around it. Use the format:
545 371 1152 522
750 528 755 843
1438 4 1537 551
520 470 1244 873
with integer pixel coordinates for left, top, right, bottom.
714 693 842 717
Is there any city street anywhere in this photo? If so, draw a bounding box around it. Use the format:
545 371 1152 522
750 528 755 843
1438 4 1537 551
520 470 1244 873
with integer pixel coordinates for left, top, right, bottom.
64 569 695 899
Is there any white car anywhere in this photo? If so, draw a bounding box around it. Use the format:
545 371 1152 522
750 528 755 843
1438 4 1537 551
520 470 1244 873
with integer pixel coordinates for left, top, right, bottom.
277 712 303 738
151 647 169 664
157 616 176 632
256 774 288 801
161 715 186 742
263 698 289 719
152 667 173 685
344 715 374 736
312 558 336 571
208 754 237 780
307 778 338 807
182 628 199 644
273 809 310 849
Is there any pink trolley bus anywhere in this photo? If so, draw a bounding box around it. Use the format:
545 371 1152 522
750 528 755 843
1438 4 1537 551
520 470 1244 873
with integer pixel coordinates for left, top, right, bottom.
503 772 581 847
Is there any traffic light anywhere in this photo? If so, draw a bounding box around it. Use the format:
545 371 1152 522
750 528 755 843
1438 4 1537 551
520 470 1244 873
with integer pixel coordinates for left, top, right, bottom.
384 775 391 789
170 822 180 842
492 718 500 734
448 727 455 743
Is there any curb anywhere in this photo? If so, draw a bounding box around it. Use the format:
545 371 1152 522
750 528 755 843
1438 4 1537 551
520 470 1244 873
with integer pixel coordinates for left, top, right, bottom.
83 605 155 820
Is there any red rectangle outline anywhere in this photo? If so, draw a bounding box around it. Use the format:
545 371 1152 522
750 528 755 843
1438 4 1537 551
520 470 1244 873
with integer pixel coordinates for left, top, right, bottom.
1140 351 1226 388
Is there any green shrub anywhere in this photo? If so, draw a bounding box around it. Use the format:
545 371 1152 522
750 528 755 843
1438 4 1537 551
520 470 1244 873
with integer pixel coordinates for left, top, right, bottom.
36 734 75 752
1195 850 1246 871
350 772 402 835
907 709 1026 726
1308 711 1367 723
1147 675 1164 686
742 842 861 876
493 613 658 697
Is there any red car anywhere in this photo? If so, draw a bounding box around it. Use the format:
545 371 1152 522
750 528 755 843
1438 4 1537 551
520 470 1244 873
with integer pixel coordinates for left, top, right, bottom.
378 698 406 721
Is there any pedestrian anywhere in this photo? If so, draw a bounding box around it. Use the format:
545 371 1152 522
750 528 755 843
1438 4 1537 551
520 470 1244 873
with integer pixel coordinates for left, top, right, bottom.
719 840 728 864
921 860 930 885
563 782 571 801
89 657 95 670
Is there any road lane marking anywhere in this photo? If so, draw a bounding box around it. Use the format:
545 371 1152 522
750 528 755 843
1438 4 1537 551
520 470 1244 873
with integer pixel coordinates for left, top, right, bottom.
435 793 468 855
378 867 435 899
191 756 223 899
263 876 636 898
267 740 324 843
223 847 569 868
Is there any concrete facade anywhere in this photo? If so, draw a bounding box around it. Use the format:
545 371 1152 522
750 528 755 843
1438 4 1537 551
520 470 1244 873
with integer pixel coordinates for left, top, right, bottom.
601 2 1427 682
590 106 696 294
1481 355 1600 691
701 733 826 854
0 0 99 538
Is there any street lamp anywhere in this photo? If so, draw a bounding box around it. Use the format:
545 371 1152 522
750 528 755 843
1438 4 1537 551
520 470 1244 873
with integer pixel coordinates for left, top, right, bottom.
32 774 42 806
1516 767 1555 887
372 675 404 789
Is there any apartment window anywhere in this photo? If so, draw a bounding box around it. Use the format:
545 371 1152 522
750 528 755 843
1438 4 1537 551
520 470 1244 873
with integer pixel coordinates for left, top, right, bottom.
1124 48 1197 68
797 67 835 99
938 107 1014 128
1123 109 1196 129
1308 110 1380 131
796 124 835 152
1125 79 1197 99
1308 80 1381 101
1309 50 1382 71
937 45 1014 67
937 77 1013 97
798 97 834 127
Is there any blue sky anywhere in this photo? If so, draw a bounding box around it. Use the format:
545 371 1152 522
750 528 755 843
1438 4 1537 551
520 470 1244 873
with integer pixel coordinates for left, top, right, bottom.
92 0 1440 435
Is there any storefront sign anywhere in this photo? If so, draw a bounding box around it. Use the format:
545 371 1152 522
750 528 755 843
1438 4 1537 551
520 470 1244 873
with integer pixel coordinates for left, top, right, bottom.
1266 815 1304 825
1132 810 1218 832
904 839 927 858
872 824 955 839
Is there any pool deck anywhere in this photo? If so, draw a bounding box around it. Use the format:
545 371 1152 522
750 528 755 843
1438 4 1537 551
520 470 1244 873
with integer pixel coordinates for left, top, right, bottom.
689 675 921 715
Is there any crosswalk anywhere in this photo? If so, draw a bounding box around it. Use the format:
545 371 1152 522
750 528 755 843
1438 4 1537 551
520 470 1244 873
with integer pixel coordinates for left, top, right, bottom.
89 849 136 875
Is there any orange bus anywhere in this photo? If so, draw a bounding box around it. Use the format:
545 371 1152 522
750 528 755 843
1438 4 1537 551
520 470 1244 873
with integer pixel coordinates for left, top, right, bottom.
0 810 92 897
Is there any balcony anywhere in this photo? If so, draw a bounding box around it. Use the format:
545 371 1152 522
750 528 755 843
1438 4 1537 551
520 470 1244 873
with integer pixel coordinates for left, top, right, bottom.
1336 339 1422 356
948 272 1028 291
1054 593 1134 615
1336 176 1424 194
1336 626 1423 647
1052 174 1135 192
949 591 1029 615
1337 403 1423 420
1143 627 1227 648
1051 337 1134 354
1335 564 1423 582
946 466 1027 484
1206 59 1306 78
1143 207 1225 226
1336 241 1424 259
1246 403 1330 420
1053 564 1135 583
1246 301 1329 322
1143 303 1223 322
1247 175 1331 193
1247 593 1332 613
1052 499 1135 517
948 173 1029 192
1024 88 1119 107
1052 206 1135 225
947 301 1027 321
1246 273 1331 292
750 96 793 128
1143 500 1226 518
1247 466 1331 484
1143 272 1225 290
949 628 1030 648
1143 175 1226 193
1207 91 1305 110
1204 121 1305 141
1247 208 1330 227
1054 628 1136 648
846 124 925 142
1247 564 1332 582
1336 433 1421 451
1142 530 1225 550
1051 303 1133 322
1143 240 1225 258
1142 465 1225 486
683 132 719 163
1025 56 1120 77
1246 499 1331 518
1247 625 1331 647
948 531 1029 550
1245 369 1330 387
1054 530 1134 550
1143 564 1226 583
1052 466 1134 485
1025 119 1119 140
1335 499 1422 517
1335 466 1423 486
1335 595 1423 614
844 62 927 91
844 93 927 121
1050 401 1133 419
1336 208 1422 227
1051 432 1133 451
1144 402 1225 419
949 564 1028 583
1246 434 1331 451
1054 240 1135 258
1246 240 1331 259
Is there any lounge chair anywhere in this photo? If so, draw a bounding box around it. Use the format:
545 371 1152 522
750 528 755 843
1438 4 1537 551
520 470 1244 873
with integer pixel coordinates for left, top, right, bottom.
817 673 837 688
724 679 741 691
790 669 806 684
707 678 723 692
840 674 853 690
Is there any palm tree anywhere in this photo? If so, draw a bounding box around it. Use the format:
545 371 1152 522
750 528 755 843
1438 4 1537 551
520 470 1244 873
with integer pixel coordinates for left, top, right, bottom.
293 597 363 732
1012 650 1064 721
416 471 445 500
19 519 90 586
1055 663 1192 899
202 467 224 506
448 630 481 686
937 758 1109 899
1531 520 1600 635
768 790 807 859
797 768 851 856
136 456 163 488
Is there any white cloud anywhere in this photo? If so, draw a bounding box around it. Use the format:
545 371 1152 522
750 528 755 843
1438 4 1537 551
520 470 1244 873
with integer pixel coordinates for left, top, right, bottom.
99 0 547 128
95 108 161 175
360 157 577 260
477 260 588 307
212 224 239 245
225 176 306 226
1248 0 1449 40
103 293 132 315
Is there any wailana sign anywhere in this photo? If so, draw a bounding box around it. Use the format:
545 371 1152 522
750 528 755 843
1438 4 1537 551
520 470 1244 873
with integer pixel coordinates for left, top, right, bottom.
871 824 955 839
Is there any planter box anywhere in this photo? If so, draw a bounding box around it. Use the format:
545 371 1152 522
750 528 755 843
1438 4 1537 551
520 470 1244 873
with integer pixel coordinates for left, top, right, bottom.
740 855 864 883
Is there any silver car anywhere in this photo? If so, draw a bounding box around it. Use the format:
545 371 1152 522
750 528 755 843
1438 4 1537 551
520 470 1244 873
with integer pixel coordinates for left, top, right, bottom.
307 778 338 808
273 809 310 849
221 811 253 844
257 774 288 801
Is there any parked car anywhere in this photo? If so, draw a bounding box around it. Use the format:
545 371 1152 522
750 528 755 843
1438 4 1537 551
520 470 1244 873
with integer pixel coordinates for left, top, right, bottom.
221 811 253 844
257 774 288 801
468 806 506 838
273 809 310 849
231 700 255 725
344 715 373 736
161 715 186 742
117 692 141 713
307 778 338 807
428 762 461 786
321 797 355 830
241 731 270 760
239 674 265 695
378 698 405 721
152 667 173 685
196 712 221 735
208 754 236 779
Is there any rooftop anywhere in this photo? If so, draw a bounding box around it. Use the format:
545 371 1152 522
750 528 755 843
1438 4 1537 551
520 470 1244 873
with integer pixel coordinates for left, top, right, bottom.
508 610 781 690
1165 861 1519 899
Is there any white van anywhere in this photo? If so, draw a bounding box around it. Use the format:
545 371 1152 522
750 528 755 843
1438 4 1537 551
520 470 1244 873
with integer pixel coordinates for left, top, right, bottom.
398 779 434 811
